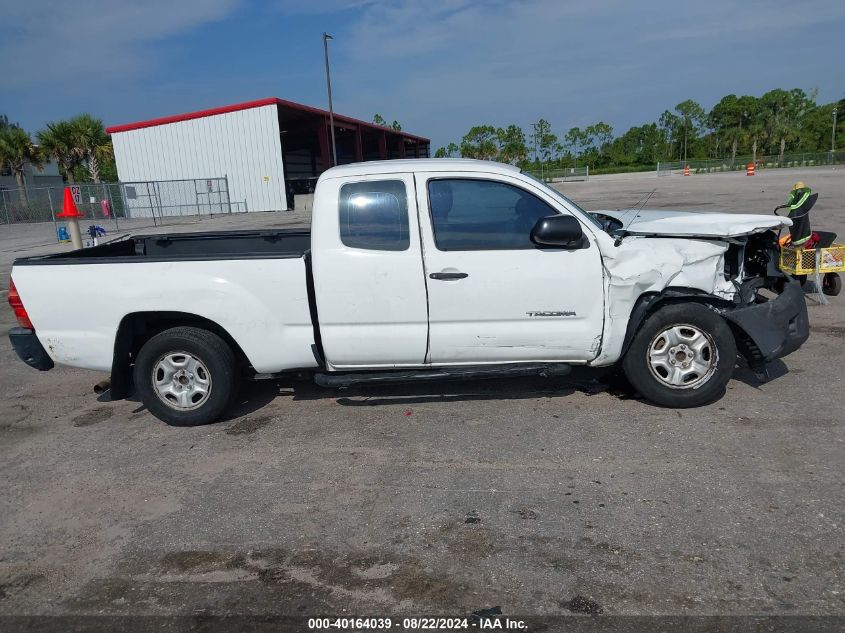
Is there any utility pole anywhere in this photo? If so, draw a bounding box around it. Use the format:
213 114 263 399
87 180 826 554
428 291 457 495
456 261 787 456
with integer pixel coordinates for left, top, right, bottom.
322 32 337 167
832 107 838 155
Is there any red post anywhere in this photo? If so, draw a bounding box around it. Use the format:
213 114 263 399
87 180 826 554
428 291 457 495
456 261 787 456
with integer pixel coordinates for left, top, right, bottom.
354 128 363 162
378 132 388 159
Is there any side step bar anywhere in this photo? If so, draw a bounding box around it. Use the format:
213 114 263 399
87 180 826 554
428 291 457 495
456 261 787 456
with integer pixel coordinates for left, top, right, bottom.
314 363 571 388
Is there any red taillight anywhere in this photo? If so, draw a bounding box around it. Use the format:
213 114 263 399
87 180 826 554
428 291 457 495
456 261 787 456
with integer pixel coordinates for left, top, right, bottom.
8 280 34 329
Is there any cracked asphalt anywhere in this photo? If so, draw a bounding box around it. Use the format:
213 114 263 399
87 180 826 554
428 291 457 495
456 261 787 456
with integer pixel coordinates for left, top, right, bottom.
0 167 843 625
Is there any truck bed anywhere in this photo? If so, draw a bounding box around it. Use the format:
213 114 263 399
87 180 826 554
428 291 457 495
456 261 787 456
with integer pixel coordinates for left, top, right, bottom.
11 227 318 374
14 229 311 265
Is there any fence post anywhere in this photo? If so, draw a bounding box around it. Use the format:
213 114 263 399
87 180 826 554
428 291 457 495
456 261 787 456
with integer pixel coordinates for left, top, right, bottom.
47 188 59 241
1 190 10 224
224 174 232 214
194 179 202 217
146 183 157 227
119 183 129 225
154 181 165 225
107 184 120 232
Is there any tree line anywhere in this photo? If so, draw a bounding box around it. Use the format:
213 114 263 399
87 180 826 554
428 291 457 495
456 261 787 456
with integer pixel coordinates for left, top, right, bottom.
2 88 839 201
0 114 116 202
372 114 402 131
434 88 843 172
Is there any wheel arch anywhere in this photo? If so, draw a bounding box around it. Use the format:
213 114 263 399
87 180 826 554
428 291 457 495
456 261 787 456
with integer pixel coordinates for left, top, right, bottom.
620 287 738 360
109 311 251 399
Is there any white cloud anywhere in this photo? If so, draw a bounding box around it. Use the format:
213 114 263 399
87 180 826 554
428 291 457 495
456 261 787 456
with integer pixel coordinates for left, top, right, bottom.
0 0 242 87
641 0 845 41
273 0 373 13
321 0 845 146
4 0 842 145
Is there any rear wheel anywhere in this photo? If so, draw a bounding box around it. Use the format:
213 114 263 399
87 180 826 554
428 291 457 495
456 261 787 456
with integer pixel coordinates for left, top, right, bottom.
823 272 841 297
623 303 736 408
133 326 236 426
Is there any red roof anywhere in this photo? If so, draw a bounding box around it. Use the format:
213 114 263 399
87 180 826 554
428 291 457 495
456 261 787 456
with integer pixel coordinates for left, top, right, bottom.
106 97 429 142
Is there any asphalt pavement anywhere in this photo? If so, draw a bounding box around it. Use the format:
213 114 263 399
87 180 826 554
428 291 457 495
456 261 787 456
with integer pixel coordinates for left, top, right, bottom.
0 167 842 625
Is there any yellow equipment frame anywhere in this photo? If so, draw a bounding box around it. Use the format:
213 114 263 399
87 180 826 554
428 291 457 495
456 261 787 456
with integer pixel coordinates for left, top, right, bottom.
780 244 845 275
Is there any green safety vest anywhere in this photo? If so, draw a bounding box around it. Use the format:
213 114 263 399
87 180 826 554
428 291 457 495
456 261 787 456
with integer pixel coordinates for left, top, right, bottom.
788 187 811 211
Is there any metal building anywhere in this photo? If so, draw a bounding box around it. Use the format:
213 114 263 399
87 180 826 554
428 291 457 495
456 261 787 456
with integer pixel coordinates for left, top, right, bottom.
107 98 430 213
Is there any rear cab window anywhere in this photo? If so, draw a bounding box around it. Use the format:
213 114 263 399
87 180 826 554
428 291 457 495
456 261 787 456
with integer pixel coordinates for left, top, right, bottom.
339 180 409 251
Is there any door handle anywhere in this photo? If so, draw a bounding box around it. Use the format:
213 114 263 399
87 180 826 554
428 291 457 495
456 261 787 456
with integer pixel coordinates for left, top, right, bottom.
429 271 468 280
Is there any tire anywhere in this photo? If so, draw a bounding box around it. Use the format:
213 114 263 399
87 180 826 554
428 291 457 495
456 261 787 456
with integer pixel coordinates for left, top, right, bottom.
622 303 736 408
823 273 841 297
133 326 236 426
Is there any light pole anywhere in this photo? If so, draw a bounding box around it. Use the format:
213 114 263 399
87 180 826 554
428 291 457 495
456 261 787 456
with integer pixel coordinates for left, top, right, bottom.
322 32 337 167
832 107 838 155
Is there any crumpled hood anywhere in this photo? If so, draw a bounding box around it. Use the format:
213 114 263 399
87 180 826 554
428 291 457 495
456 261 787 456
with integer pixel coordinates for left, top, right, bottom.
597 209 791 238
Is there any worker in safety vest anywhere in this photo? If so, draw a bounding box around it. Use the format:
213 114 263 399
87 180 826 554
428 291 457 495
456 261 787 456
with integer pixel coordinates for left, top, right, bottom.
785 181 813 246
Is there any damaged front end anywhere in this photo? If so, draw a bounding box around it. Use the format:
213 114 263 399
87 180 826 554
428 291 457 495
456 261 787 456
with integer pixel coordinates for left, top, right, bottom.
599 226 809 373
723 278 808 366
720 231 809 369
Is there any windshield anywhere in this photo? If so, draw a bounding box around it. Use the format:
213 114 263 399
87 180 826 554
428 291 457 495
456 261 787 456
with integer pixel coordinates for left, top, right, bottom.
521 172 604 230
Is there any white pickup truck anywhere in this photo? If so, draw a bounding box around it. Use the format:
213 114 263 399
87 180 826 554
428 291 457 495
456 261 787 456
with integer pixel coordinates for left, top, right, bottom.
8 159 808 426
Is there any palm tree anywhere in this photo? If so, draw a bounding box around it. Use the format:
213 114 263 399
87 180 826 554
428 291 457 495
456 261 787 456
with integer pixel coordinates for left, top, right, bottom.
70 114 110 183
37 120 81 183
0 127 43 204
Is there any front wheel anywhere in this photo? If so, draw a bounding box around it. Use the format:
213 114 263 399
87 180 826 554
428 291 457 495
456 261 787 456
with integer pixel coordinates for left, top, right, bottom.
623 303 736 408
133 326 236 426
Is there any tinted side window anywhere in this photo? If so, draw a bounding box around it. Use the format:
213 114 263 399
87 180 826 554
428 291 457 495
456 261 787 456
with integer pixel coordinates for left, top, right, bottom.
339 180 409 251
428 179 557 250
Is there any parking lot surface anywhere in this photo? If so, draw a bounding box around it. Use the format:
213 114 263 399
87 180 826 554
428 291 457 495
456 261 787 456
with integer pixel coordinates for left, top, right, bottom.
1 167 843 621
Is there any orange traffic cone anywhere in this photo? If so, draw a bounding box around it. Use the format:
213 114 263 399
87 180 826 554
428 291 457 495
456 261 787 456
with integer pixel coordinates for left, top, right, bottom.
683 164 690 176
56 187 83 249
56 187 83 218
746 162 755 176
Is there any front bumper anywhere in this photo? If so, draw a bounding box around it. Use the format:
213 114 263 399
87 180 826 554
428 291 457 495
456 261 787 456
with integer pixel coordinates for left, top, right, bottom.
723 278 809 363
9 327 54 371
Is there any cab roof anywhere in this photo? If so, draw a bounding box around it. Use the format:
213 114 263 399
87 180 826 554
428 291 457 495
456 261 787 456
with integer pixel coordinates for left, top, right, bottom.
320 158 521 179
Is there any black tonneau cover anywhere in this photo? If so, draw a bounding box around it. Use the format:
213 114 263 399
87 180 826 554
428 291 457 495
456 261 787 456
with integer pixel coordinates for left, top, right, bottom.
14 229 311 265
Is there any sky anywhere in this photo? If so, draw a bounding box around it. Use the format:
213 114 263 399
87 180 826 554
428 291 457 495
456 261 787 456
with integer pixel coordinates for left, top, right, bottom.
2 0 844 149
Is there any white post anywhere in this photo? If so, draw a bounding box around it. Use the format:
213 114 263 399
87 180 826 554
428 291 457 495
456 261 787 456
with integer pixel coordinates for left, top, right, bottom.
66 216 83 249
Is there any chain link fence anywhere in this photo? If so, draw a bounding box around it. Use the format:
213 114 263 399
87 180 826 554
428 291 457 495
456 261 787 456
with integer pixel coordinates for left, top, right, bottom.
0 177 247 239
523 166 590 182
658 150 845 175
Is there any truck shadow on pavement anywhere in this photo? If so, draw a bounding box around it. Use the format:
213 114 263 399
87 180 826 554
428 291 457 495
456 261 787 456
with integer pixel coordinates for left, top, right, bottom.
729 358 789 387
224 357 792 422
330 377 581 407
226 367 634 417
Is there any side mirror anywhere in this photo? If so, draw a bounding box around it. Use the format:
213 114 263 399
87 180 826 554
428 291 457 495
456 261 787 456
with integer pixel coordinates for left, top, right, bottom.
530 215 585 249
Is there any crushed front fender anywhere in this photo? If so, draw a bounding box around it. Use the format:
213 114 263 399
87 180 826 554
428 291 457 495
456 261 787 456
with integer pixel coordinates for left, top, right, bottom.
722 278 809 363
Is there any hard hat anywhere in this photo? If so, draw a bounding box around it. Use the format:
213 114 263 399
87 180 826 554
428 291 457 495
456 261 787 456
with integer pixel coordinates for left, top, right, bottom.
792 181 806 191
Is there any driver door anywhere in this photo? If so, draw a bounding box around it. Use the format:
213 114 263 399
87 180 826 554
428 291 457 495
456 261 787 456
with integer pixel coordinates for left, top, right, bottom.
416 174 605 364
